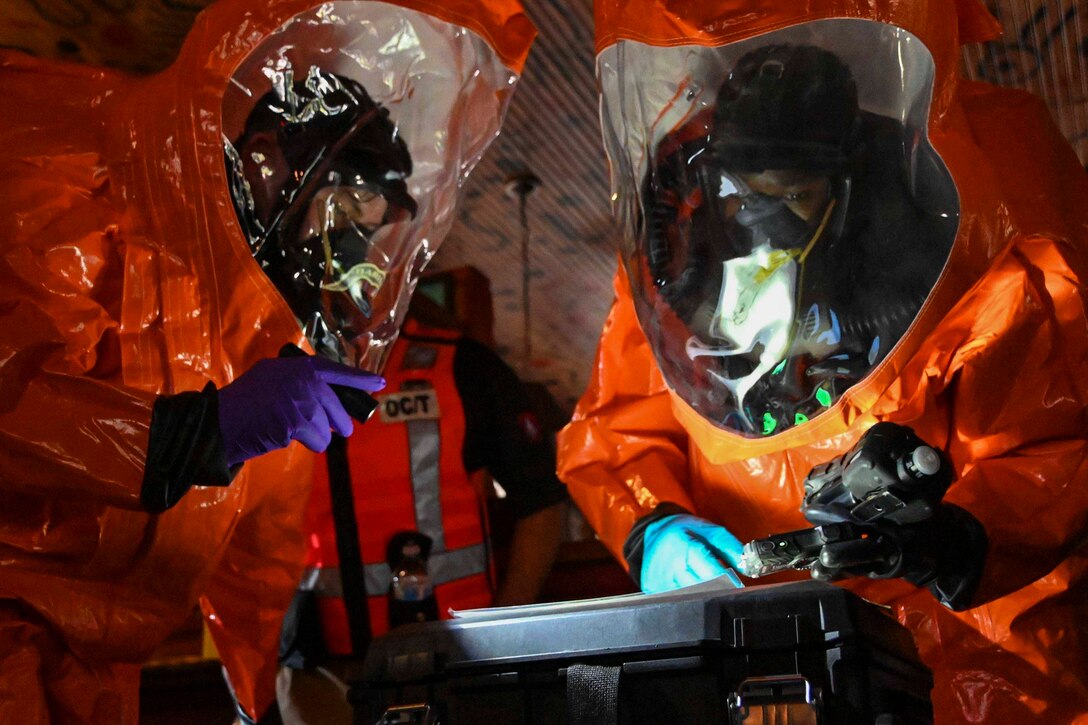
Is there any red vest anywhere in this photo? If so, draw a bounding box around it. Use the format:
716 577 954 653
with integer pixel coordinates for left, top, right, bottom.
302 326 493 653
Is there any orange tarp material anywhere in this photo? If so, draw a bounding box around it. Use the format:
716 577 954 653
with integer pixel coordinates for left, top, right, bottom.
558 1 1088 722
0 0 533 721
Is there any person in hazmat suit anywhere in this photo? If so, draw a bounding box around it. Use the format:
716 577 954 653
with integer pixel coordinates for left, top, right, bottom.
0 0 534 721
558 1 1088 722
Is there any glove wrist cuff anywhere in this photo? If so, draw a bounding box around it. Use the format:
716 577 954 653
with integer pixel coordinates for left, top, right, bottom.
923 503 988 611
141 382 235 513
622 502 692 589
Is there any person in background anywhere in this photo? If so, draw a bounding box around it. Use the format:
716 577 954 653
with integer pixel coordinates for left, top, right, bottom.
278 292 568 724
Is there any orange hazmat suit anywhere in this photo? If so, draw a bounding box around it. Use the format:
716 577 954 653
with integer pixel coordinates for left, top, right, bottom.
0 0 533 721
559 0 1088 722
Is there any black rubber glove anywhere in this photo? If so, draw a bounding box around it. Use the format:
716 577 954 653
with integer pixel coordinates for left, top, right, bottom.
141 383 235 513
810 503 988 611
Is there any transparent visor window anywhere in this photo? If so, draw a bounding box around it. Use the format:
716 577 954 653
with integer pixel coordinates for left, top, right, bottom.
220 2 516 372
600 19 960 437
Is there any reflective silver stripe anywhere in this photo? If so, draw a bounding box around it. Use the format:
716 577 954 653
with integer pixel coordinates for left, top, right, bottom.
407 417 445 552
429 542 488 585
365 562 392 597
301 543 488 599
300 564 389 598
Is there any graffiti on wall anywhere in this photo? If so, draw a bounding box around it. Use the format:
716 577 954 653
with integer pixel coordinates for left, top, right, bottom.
964 0 1088 162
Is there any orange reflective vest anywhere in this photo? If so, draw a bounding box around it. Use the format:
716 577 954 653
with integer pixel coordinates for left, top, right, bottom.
303 326 493 652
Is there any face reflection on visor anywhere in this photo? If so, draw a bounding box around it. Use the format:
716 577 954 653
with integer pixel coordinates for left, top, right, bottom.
294 178 404 353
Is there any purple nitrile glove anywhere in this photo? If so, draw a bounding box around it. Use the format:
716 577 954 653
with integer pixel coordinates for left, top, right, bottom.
218 355 385 466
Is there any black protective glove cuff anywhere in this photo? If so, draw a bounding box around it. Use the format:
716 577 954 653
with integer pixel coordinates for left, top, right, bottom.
814 504 988 612
141 382 236 513
622 502 692 590
904 503 988 612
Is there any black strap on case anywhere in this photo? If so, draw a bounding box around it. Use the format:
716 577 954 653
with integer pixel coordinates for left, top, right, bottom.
566 663 621 725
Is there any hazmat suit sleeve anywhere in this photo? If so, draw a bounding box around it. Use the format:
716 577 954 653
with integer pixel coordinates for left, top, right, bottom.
0 145 155 511
948 252 1083 596
924 85 1088 607
0 351 154 511
557 269 698 564
937 235 1088 606
0 228 228 514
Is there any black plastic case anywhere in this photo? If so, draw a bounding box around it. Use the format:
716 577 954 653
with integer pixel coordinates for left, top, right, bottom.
352 579 932 724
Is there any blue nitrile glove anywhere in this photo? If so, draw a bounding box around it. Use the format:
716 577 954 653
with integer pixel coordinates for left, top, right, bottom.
218 355 385 466
624 504 745 594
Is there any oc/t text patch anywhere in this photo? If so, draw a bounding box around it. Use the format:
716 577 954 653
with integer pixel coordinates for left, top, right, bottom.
377 389 441 423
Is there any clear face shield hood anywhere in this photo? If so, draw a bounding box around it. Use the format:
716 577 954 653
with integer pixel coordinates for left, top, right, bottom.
222 4 518 372
601 20 960 438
